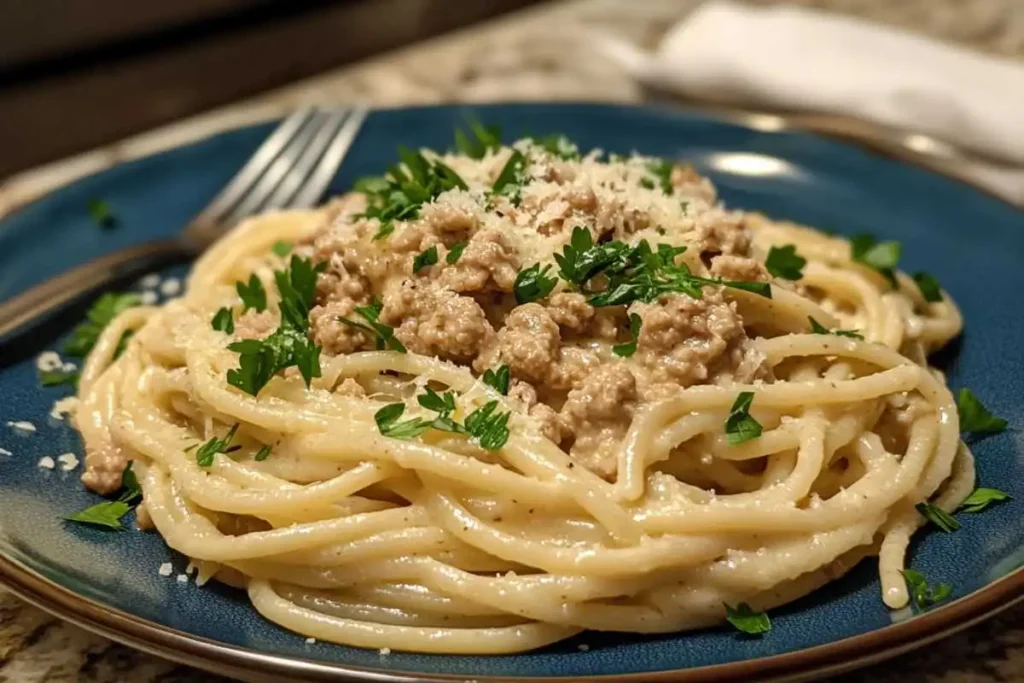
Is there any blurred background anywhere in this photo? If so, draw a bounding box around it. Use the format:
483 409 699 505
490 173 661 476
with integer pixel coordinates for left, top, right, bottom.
2 0 1023 179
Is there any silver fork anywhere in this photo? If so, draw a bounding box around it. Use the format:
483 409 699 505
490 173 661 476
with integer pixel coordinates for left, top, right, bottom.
0 105 368 338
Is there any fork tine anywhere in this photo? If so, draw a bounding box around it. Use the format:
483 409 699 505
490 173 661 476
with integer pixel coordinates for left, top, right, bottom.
223 110 333 224
256 109 351 214
290 106 369 209
195 107 316 224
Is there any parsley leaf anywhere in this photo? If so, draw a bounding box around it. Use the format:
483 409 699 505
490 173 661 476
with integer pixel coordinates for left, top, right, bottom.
195 424 240 467
912 271 943 302
40 370 79 388
554 226 631 288
584 240 771 307
482 365 511 395
226 257 325 395
236 274 267 313
612 313 642 358
87 198 117 229
417 386 458 415
374 403 433 440
66 501 132 530
808 316 864 340
644 159 675 194
765 244 806 280
66 464 141 530
958 487 1012 514
454 120 502 159
916 502 960 533
726 392 762 446
724 603 771 635
493 149 528 204
514 263 558 304
361 148 469 240
254 445 272 462
339 300 407 353
464 400 511 451
956 389 1007 438
851 234 900 286
903 569 952 609
64 292 142 357
272 240 293 257
530 134 580 160
211 307 234 333
447 240 468 264
413 245 439 274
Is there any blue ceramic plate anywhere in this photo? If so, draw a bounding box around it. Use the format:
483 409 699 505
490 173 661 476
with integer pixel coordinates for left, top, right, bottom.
0 104 1021 683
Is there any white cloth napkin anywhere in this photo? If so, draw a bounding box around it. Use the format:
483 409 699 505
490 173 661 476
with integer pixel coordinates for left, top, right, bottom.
600 1 1024 205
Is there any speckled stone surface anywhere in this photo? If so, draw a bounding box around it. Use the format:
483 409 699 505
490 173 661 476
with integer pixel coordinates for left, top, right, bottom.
1 0 1022 681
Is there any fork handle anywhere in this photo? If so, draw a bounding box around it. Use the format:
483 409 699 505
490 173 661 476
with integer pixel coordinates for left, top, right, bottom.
0 239 190 339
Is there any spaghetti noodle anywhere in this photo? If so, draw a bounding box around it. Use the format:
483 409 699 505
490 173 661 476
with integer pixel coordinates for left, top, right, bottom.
73 135 970 653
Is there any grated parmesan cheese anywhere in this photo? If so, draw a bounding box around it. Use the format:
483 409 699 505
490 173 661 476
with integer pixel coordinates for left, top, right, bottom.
139 273 161 289
50 396 79 421
305 638 316 644
7 420 36 433
0 447 11 456
378 647 391 655
160 278 182 296
36 351 63 372
158 563 173 577
176 574 189 583
57 452 79 471
141 290 159 305
37 456 55 469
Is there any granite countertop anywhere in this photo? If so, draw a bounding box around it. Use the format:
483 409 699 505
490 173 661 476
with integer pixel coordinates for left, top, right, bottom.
0 0 1022 681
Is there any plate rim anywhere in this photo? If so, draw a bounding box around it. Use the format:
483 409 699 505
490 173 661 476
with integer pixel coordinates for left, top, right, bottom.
1 101 1021 682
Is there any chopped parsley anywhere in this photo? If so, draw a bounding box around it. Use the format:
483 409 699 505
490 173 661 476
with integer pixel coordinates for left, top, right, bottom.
554 226 631 289
765 244 806 280
464 401 511 451
40 369 79 388
447 240 468 264
482 365 511 395
916 502 960 533
374 403 433 440
725 392 762 446
912 271 943 303
808 316 864 340
585 240 771 307
413 245 439 274
64 292 142 357
195 424 241 467
211 307 234 333
530 134 580 160
65 463 141 530
851 234 900 286
361 147 468 240
87 198 117 229
226 256 325 396
612 313 642 358
643 159 675 194
338 299 407 352
493 149 528 204
724 603 771 635
903 569 952 609
236 274 267 313
454 120 502 159
254 445 272 462
376 390 510 451
514 263 558 304
956 389 1006 438
272 240 293 257
958 487 1012 514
